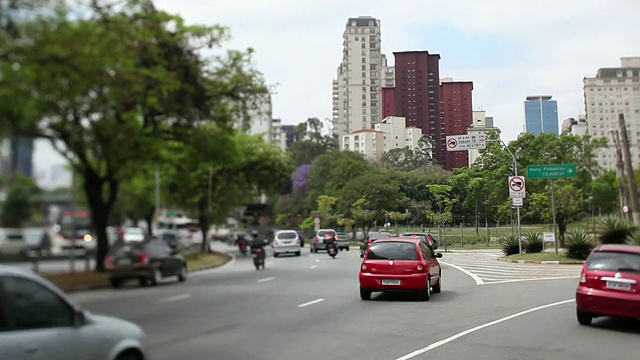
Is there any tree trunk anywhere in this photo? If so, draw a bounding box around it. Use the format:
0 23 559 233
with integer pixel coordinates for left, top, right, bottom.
145 206 155 237
198 198 210 254
83 170 118 272
558 219 567 248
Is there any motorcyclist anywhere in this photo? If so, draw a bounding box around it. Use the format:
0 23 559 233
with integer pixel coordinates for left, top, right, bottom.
249 230 266 258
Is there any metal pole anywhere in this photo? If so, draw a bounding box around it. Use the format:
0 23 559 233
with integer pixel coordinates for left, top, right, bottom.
499 141 523 254
460 221 463 247
618 113 640 224
154 165 160 223
485 203 489 245
610 130 629 219
551 179 558 254
69 170 76 273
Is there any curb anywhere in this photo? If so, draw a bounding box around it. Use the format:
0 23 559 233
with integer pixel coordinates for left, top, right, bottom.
187 251 233 273
497 257 584 265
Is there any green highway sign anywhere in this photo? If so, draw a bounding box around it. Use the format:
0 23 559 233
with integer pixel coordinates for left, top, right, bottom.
526 164 577 179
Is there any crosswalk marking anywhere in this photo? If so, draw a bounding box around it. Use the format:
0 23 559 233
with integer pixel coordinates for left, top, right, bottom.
442 251 582 285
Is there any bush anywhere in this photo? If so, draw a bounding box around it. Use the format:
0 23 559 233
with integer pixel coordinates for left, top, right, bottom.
501 235 520 256
523 231 543 253
566 229 594 260
627 228 640 246
598 215 635 244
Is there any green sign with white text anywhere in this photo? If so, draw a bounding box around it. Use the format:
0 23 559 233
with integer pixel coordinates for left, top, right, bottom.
526 164 577 179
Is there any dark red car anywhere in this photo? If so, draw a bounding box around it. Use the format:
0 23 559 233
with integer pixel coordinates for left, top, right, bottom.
359 238 443 301
575 244 640 325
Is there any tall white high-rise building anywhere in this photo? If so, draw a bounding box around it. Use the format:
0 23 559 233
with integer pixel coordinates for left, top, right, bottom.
332 16 388 145
584 57 640 171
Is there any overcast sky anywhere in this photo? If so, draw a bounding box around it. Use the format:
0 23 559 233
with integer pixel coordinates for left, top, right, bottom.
35 0 640 173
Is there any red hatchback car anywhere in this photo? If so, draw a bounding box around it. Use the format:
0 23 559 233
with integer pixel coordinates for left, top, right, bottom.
359 238 443 301
575 244 640 325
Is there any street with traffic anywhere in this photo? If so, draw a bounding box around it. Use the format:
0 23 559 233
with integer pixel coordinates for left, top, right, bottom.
51 245 638 360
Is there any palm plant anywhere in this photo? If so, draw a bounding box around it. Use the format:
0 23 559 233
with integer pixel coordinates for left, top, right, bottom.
523 231 543 253
626 228 640 246
597 215 635 244
500 234 520 256
566 229 594 260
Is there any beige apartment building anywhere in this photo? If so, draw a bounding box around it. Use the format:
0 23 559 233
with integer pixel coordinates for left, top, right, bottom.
341 116 423 160
332 16 388 145
584 57 640 171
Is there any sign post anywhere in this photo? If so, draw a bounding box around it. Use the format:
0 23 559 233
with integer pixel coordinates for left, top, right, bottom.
527 164 577 254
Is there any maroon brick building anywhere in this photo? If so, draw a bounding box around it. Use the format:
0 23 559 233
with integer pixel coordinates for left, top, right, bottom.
440 80 474 169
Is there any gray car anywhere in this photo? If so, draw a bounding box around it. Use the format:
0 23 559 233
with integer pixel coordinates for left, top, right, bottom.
335 232 350 251
0 265 147 360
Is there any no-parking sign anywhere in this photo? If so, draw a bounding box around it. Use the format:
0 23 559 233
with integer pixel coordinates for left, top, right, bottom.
508 176 526 198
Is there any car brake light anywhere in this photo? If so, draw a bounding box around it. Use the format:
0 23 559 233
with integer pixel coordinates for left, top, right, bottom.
579 263 587 283
137 252 149 264
417 265 424 271
296 238 300 244
105 256 113 267
361 264 367 271
274 239 279 246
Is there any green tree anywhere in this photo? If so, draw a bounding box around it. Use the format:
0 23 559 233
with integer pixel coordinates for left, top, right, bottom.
1 1 267 270
1 175 40 227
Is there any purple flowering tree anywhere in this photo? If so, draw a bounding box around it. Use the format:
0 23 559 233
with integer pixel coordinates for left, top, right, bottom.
292 164 311 196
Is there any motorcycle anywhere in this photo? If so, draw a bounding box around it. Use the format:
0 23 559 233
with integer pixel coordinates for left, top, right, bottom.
324 235 338 259
237 238 248 256
251 247 266 270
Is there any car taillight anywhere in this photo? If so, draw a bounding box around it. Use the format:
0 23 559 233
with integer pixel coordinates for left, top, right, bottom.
274 239 279 246
137 252 149 264
361 264 367 271
105 256 113 267
417 265 424 271
579 263 587 283
296 238 300 244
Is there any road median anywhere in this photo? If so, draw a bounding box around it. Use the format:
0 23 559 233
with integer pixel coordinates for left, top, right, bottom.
497 252 584 265
43 251 232 292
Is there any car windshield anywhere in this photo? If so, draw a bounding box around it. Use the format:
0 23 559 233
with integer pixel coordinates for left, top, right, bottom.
126 228 143 234
587 251 640 272
318 230 335 236
277 232 297 240
367 241 418 260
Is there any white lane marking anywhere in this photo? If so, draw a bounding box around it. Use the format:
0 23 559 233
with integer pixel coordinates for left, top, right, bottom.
257 276 275 283
158 294 191 303
394 299 574 360
310 265 317 269
440 261 484 285
480 275 579 285
298 298 324 308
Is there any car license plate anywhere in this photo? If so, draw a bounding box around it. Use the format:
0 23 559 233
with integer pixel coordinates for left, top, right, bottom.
382 279 401 286
606 281 631 291
116 258 132 265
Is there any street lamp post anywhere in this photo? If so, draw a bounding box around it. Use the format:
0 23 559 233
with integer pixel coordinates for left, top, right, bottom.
588 196 595 241
487 139 522 254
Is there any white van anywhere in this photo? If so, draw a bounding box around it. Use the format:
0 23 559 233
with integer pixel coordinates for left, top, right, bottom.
272 230 301 257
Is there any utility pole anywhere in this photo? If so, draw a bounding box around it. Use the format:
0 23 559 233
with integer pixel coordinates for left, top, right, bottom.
618 113 640 224
610 129 630 220
154 165 160 234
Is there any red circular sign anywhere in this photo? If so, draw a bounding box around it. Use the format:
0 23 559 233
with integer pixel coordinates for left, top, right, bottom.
509 177 524 192
447 139 457 148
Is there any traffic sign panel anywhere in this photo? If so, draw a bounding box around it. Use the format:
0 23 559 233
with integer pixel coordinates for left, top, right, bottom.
526 164 577 179
445 134 486 151
512 197 523 206
509 176 526 198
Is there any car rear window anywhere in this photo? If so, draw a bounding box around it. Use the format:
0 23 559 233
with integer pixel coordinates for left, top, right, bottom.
368 241 418 260
368 232 392 239
318 230 336 236
587 251 640 272
277 232 297 240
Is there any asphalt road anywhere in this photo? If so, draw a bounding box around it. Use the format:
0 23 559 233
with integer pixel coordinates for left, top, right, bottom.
66 247 639 360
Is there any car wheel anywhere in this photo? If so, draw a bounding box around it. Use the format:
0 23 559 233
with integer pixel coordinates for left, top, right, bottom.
150 267 162 286
296 251 301 256
346 247 350 251
115 350 144 360
138 278 149 287
110 279 123 289
432 274 441 293
273 253 279 258
177 265 187 282
576 308 593 326
360 288 372 300
419 277 431 301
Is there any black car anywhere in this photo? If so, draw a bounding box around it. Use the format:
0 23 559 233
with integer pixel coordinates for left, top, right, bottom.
360 231 394 257
106 240 187 288
401 232 439 249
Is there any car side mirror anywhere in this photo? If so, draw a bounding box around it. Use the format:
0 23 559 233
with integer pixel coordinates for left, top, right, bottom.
74 310 87 327
435 252 443 258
